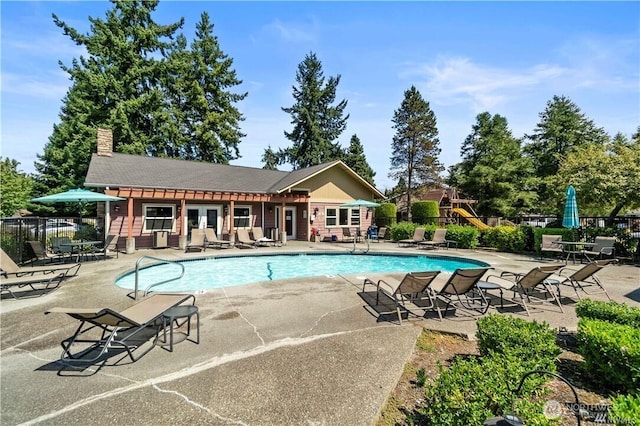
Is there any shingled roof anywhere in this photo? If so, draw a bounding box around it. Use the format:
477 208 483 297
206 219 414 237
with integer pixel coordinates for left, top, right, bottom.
85 153 381 196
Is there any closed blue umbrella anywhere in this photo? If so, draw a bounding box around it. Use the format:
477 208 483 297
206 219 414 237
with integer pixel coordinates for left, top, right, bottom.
562 186 580 229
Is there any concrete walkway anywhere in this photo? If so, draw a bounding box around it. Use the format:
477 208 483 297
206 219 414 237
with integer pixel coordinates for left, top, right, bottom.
1 241 638 425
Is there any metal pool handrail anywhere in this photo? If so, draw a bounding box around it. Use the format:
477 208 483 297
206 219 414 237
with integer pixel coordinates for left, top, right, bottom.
130 256 185 300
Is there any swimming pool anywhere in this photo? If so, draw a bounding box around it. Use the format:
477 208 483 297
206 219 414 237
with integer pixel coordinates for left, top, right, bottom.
115 253 489 293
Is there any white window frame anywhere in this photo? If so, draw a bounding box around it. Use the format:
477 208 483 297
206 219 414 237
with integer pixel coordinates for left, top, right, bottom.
142 203 176 233
325 207 359 228
233 205 252 229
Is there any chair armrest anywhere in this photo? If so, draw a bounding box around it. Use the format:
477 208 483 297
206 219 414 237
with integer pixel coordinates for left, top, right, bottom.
483 274 516 290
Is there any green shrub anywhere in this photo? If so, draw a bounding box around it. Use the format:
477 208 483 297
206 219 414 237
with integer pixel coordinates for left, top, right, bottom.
575 299 640 328
375 203 397 227
412 201 439 225
482 226 526 253
609 393 640 426
444 224 480 249
389 221 418 241
422 353 553 425
577 318 640 393
476 314 561 372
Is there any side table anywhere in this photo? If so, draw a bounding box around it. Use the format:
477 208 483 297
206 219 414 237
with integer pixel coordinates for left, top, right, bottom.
160 305 200 352
476 281 504 308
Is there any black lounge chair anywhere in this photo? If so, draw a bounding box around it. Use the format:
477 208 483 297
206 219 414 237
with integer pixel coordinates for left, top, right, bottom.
45 293 196 364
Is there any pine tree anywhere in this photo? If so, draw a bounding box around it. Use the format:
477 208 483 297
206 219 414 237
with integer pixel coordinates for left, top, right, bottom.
177 12 247 163
342 134 375 186
524 95 608 178
389 86 443 219
261 146 279 170
451 112 535 216
281 52 349 169
35 0 184 193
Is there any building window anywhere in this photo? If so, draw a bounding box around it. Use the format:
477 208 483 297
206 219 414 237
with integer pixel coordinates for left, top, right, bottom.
233 206 252 228
326 207 359 227
143 204 175 232
325 208 337 226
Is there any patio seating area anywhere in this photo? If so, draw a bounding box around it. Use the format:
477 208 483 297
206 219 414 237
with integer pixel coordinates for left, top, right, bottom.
1 242 638 425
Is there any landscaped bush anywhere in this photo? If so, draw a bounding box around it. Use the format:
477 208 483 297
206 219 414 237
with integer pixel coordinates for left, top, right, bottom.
476 314 561 372
577 318 640 393
482 226 526 253
518 225 536 252
375 203 396 228
609 393 640 426
575 299 640 328
389 221 418 241
411 201 439 225
443 224 479 249
422 353 553 425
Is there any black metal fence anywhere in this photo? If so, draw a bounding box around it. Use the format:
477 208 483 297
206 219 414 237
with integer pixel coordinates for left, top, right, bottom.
1 217 100 263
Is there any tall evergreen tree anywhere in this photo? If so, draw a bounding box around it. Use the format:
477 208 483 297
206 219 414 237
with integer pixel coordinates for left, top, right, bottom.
342 134 375 186
523 95 609 211
449 112 535 216
524 95 608 178
171 12 247 163
280 52 349 169
35 0 184 193
389 86 443 219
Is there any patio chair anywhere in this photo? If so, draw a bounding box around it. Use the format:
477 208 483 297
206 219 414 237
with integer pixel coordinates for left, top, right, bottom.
204 228 231 249
28 240 67 264
236 228 258 248
431 267 493 320
1 247 80 278
362 271 441 325
417 228 456 250
185 229 206 252
374 227 387 242
1 272 65 300
581 236 616 261
397 228 426 247
50 236 74 259
251 227 280 247
557 259 617 301
484 265 563 316
341 228 355 243
45 293 196 364
91 234 120 260
540 235 563 258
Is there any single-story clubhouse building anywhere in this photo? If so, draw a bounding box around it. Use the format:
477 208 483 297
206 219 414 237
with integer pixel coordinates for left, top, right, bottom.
85 129 384 252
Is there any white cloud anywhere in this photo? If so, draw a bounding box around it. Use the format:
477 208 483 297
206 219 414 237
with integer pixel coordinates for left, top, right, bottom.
1 70 70 99
264 18 318 43
401 56 567 112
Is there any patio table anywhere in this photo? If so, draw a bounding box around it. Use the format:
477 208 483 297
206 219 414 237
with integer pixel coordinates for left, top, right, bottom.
555 241 595 264
59 241 102 262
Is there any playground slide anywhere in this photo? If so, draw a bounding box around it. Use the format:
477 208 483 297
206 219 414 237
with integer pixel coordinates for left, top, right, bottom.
452 208 490 230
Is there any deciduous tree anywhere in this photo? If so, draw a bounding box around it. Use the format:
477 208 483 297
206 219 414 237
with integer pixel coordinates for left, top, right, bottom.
0 159 34 217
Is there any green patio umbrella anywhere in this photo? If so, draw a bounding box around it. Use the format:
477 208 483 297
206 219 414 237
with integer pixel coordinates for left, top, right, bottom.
31 188 125 233
31 188 124 203
340 199 381 253
562 185 580 240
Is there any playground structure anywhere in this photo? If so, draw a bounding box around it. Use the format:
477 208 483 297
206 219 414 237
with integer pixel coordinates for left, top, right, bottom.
421 187 490 230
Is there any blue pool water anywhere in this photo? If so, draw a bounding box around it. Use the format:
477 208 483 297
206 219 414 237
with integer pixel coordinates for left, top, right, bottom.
115 253 488 292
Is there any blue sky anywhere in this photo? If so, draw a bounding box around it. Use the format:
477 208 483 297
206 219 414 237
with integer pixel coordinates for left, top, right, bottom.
2 1 639 191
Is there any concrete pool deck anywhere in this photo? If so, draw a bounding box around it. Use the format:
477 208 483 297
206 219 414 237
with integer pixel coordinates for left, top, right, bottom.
1 241 639 425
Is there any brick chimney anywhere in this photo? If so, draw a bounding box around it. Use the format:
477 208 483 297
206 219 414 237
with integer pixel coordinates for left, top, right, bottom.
97 128 113 157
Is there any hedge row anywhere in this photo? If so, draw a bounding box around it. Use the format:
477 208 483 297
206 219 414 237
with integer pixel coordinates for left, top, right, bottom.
388 222 480 249
575 299 640 328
